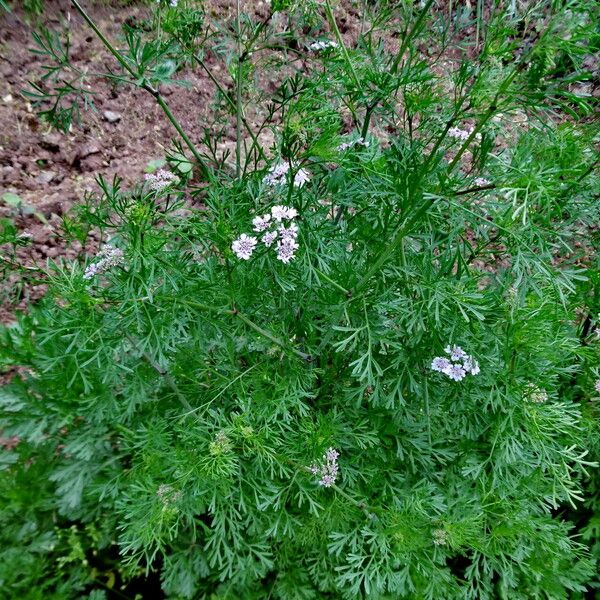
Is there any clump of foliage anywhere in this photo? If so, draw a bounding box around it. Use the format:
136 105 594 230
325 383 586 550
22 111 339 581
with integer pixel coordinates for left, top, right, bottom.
1 0 599 598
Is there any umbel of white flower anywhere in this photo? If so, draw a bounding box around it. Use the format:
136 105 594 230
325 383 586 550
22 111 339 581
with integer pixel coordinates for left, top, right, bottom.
262 162 310 188
83 244 124 280
144 169 177 192
431 345 480 382
308 40 339 52
232 205 300 263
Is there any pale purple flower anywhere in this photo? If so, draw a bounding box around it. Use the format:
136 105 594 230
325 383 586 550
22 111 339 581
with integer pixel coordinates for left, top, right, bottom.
293 168 311 188
474 177 491 186
252 214 272 232
446 364 467 381
263 162 310 188
448 127 471 141
231 234 258 260
431 357 452 373
278 223 298 241
145 168 177 191
431 344 480 382
463 356 480 376
262 230 278 247
309 447 340 488
83 244 124 280
445 345 467 361
276 238 299 263
271 205 297 222
448 126 481 142
595 380 600 394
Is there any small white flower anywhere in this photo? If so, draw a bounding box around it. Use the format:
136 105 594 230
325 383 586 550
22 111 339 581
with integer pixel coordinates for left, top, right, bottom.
463 356 480 376
262 162 310 188
474 177 491 186
337 137 369 152
276 238 299 263
252 214 272 232
445 345 467 361
293 168 311 188
271 205 298 221
231 234 258 260
278 223 299 241
83 244 124 280
308 40 338 52
262 230 278 247
145 169 177 192
446 364 466 381
431 357 452 373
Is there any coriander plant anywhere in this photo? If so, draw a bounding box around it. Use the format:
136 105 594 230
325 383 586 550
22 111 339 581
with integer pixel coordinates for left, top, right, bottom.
1 0 599 598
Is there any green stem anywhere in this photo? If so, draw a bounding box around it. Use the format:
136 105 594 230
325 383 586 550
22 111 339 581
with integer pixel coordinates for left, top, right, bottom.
391 0 435 74
154 94 209 177
70 0 209 177
191 54 266 162
235 0 243 179
314 267 351 297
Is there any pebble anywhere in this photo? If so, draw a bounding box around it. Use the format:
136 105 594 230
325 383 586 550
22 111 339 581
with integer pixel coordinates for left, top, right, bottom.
103 110 122 123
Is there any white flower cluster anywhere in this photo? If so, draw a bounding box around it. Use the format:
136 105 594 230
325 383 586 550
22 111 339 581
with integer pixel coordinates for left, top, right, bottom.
595 380 600 394
262 162 310 188
309 447 340 487
83 244 124 280
448 126 482 142
144 169 177 191
232 205 300 263
431 345 480 382
474 177 491 186
337 136 369 152
308 40 339 52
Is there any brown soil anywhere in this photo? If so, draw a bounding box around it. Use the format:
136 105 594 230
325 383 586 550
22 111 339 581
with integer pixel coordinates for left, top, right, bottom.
0 0 254 320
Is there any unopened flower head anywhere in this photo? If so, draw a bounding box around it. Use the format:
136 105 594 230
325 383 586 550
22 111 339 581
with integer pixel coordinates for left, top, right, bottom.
524 384 548 404
145 168 177 191
231 234 258 260
157 484 182 505
83 244 124 280
209 430 232 456
432 528 449 546
308 40 338 52
308 447 340 488
431 344 480 382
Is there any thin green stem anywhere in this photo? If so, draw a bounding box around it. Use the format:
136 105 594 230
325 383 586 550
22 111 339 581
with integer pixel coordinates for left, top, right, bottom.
391 0 436 74
70 0 209 177
191 53 266 162
235 0 243 179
